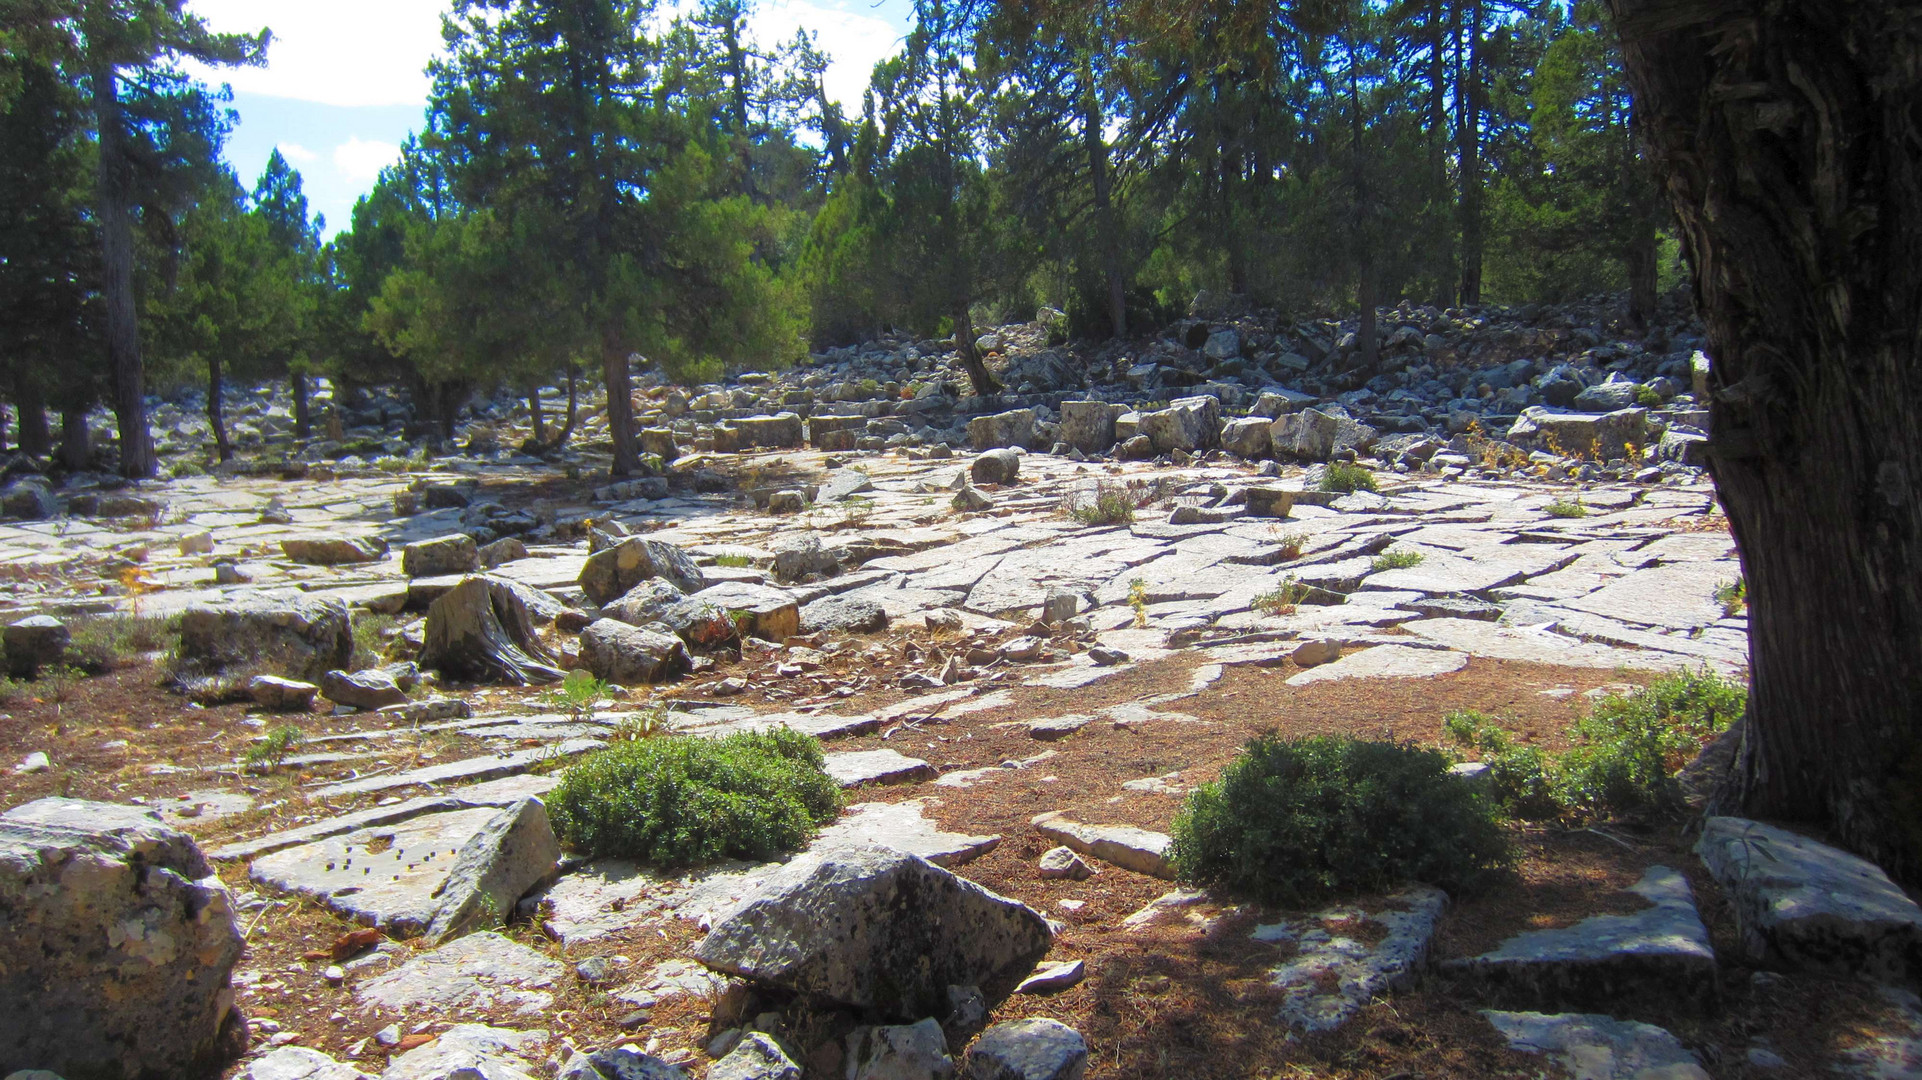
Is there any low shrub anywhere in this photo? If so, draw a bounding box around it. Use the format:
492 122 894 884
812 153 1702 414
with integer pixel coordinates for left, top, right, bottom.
547 669 611 721
546 727 843 868
1444 668 1747 821
712 553 754 569
1545 497 1587 518
1066 483 1138 526
1370 548 1424 572
1169 734 1511 905
1715 576 1746 617
1253 577 1305 615
351 613 401 670
1320 461 1378 494
67 614 181 673
244 724 306 771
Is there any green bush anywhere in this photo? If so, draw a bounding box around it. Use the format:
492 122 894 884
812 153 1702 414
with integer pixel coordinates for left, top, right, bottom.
68 615 181 673
1444 669 1748 821
1065 484 1137 526
1545 497 1587 518
1370 548 1424 572
1169 734 1511 905
1320 461 1378 494
546 727 843 868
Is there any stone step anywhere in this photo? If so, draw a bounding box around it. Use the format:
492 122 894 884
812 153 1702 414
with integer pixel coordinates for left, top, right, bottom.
1443 866 1716 1011
209 774 558 861
1030 812 1174 879
1482 1010 1709 1080
1697 816 1922 982
825 749 937 788
307 739 604 801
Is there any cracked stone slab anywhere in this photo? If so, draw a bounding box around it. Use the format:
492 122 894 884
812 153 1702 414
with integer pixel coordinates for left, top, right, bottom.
1284 644 1467 686
1443 866 1715 1010
1482 1010 1709 1080
308 740 603 800
531 800 998 944
1400 618 1698 671
1031 812 1173 879
1697 816 1922 982
249 807 501 935
825 749 936 788
356 932 562 1014
1258 887 1448 1032
212 775 559 861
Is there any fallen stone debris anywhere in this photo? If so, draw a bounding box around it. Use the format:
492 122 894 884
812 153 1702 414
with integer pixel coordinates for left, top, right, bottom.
0 298 1911 1080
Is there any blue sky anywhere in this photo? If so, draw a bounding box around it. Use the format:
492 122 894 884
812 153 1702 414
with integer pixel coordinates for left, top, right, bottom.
185 0 914 237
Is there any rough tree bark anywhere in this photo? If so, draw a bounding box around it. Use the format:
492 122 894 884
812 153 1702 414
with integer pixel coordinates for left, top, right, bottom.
951 306 1001 397
291 370 311 439
1607 0 1922 880
1456 0 1486 306
91 61 157 479
1082 66 1128 340
59 408 89 471
13 378 50 458
603 335 641 476
207 356 231 463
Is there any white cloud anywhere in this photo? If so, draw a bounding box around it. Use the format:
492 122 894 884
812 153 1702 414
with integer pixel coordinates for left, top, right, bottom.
277 142 318 164
334 137 402 182
185 0 447 108
747 0 903 109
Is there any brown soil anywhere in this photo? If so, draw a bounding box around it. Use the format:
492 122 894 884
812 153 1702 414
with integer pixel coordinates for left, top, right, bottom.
0 643 1909 1080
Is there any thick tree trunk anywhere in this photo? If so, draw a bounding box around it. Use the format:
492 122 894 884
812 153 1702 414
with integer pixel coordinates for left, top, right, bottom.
14 378 50 458
1083 72 1127 340
0 402 8 453
292 370 311 439
603 334 640 476
527 382 546 444
1430 0 1455 307
208 356 231 463
91 61 156 479
59 408 89 471
1457 0 1486 306
554 363 580 449
1608 0 1922 881
952 306 1001 397
1625 222 1659 333
1356 259 1380 375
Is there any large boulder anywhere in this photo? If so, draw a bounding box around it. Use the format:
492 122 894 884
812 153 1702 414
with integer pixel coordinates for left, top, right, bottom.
686 582 801 642
1057 401 1118 455
735 413 805 450
800 596 889 635
1137 395 1220 453
426 798 562 944
963 1020 1088 1080
772 535 840 583
971 449 1021 486
579 538 706 606
1505 406 1648 461
0 799 244 1080
420 576 565 686
280 536 388 565
968 409 1036 451
603 579 688 627
402 534 481 578
177 594 353 682
0 478 59 521
1219 416 1272 460
4 615 70 678
1271 408 1377 462
692 844 1053 1020
579 619 693 684
1572 379 1642 413
319 668 408 711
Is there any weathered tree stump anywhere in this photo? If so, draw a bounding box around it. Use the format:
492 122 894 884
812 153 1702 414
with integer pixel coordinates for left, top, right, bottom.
420 576 565 685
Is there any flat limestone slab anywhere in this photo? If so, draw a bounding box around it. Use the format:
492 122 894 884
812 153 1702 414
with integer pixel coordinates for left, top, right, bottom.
249 807 501 935
1400 618 1695 671
355 931 561 1014
1697 816 1922 981
1284 644 1468 686
1259 887 1448 1032
1444 866 1716 1009
211 775 559 861
1561 560 1735 631
1031 812 1174 879
1482 1010 1709 1080
532 799 999 944
308 739 603 800
825 749 936 788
